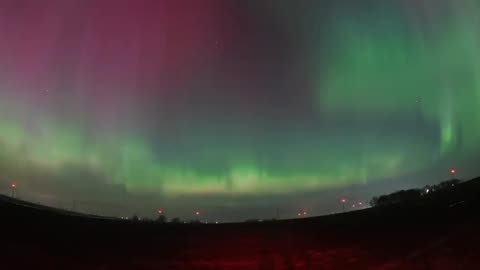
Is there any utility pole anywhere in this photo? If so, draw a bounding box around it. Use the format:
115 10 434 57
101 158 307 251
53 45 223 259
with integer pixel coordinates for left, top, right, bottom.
72 200 76 212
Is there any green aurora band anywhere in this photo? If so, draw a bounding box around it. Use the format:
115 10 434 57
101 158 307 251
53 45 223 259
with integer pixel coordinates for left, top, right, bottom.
0 0 479 208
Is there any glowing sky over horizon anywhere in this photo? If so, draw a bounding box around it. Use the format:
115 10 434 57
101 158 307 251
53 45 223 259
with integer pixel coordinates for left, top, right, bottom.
1 0 480 220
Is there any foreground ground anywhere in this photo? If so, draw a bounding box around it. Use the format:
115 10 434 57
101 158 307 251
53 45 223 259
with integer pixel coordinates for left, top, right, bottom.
1 178 480 269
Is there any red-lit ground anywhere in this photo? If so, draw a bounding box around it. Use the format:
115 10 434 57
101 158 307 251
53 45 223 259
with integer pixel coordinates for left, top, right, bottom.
3 220 479 270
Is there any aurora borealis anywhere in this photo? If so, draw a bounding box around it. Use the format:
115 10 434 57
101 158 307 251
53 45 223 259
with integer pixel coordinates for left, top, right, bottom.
1 0 480 221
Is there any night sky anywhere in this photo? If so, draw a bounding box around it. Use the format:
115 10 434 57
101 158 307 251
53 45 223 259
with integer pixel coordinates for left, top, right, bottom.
1 0 480 222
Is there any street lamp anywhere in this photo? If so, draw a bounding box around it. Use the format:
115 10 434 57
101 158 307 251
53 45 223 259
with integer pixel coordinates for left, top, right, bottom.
450 169 457 179
340 198 347 213
297 210 308 218
11 183 16 198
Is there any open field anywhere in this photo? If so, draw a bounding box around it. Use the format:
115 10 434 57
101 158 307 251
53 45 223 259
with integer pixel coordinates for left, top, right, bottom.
1 178 479 269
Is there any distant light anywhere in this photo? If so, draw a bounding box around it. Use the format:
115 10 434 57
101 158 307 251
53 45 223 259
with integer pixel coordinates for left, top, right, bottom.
450 169 457 175
158 209 163 214
195 211 200 216
352 204 356 208
341 198 347 203
303 211 307 215
297 213 301 216
215 221 218 224
11 183 16 188
358 202 363 205
426 189 430 194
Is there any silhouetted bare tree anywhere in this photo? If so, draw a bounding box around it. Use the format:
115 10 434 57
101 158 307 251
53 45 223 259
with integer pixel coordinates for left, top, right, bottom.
156 214 167 223
370 179 463 207
170 217 181 224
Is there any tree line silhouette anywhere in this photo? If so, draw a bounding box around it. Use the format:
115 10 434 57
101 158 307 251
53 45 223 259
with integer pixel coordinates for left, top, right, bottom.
128 179 463 223
369 179 461 207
